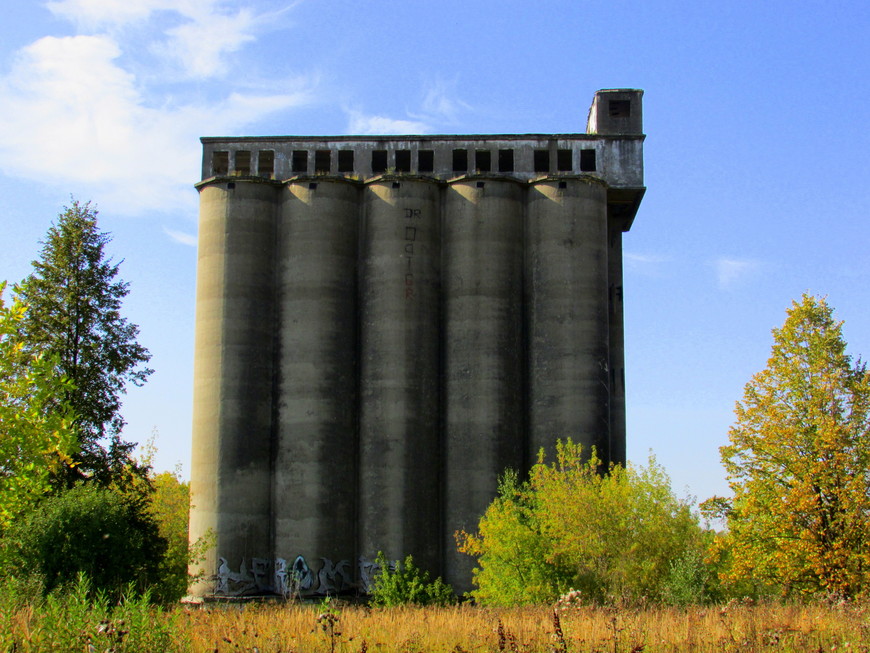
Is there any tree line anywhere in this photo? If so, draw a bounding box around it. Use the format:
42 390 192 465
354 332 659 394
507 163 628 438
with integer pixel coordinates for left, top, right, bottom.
0 200 194 602
2 199 869 605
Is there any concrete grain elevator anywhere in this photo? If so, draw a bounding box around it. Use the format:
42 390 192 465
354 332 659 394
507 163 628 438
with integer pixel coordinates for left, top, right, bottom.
188 89 645 597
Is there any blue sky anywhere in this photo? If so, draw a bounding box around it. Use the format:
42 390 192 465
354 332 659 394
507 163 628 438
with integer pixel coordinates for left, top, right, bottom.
1 0 868 508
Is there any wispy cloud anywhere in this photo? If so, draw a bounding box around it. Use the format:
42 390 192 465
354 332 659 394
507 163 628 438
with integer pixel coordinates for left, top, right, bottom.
624 251 671 276
346 110 429 135
163 227 198 246
0 5 312 216
713 257 760 290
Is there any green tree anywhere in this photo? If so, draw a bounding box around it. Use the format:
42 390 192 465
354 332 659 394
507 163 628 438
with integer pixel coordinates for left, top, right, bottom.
458 441 706 606
14 200 153 485
369 551 456 606
0 284 76 529
705 295 870 599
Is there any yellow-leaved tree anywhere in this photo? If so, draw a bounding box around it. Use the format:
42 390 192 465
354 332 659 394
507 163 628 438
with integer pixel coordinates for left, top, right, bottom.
705 295 870 598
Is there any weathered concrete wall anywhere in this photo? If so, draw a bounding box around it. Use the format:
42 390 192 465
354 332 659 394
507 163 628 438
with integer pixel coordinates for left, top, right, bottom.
442 178 525 591
273 179 360 567
358 179 442 574
189 180 277 594
526 178 611 462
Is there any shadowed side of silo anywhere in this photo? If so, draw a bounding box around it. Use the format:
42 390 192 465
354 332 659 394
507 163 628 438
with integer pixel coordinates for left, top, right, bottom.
526 177 611 462
272 178 360 570
607 226 627 465
359 177 442 574
189 178 278 595
443 178 525 591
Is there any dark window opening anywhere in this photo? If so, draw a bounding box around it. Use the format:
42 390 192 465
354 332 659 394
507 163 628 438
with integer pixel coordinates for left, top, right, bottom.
475 150 491 173
580 149 597 172
396 150 411 172
418 150 434 172
452 149 468 172
558 181 567 189
235 150 251 175
372 150 388 174
392 182 401 189
557 149 572 172
227 182 235 189
292 150 308 173
476 181 485 189
608 100 631 118
309 182 317 190
498 149 514 172
533 149 549 173
338 150 354 173
257 150 274 177
315 150 331 174
212 151 229 176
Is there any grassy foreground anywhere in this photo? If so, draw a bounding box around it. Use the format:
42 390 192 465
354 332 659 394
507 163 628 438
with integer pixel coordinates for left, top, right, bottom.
4 593 870 652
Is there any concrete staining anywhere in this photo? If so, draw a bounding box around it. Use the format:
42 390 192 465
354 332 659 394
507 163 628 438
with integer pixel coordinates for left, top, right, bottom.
189 89 645 597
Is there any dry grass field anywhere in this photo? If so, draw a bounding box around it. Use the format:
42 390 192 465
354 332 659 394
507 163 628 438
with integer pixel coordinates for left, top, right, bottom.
173 599 870 652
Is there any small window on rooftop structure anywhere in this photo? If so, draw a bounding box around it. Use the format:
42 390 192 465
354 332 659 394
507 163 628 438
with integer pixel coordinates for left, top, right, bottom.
498 149 514 172
557 149 572 172
580 149 597 172
453 149 468 173
418 150 434 173
475 150 491 173
292 150 308 174
315 150 331 174
338 150 354 173
533 149 549 173
608 100 631 118
372 150 388 174
396 150 411 172
212 151 229 176
258 150 274 177
235 150 251 175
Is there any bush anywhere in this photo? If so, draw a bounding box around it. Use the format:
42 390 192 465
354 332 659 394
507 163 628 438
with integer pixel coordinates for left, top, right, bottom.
370 551 456 606
458 441 711 606
1 484 167 599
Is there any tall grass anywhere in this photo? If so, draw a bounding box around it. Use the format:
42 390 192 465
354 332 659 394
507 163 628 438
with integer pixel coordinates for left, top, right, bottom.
3 586 869 652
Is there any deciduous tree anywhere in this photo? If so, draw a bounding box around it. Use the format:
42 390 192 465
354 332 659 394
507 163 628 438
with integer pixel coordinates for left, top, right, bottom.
706 295 870 598
14 200 152 485
0 284 76 528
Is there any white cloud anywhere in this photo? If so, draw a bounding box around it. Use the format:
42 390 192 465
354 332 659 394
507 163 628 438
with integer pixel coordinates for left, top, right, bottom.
46 0 184 28
0 34 312 215
714 257 760 290
162 8 257 78
418 78 472 125
625 252 670 265
346 110 429 135
163 227 198 246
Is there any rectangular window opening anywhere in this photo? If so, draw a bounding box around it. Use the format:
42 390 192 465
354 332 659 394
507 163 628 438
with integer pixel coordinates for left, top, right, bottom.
257 150 274 177
338 150 354 173
533 149 549 173
452 149 468 173
418 150 434 173
608 100 631 118
557 149 572 172
396 150 411 172
315 150 331 174
292 150 308 174
372 150 388 174
475 150 491 173
580 149 597 172
212 151 229 176
235 150 251 175
498 149 514 172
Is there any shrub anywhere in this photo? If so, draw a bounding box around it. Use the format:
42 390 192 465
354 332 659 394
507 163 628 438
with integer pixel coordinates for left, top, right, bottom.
369 551 456 606
2 484 166 599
